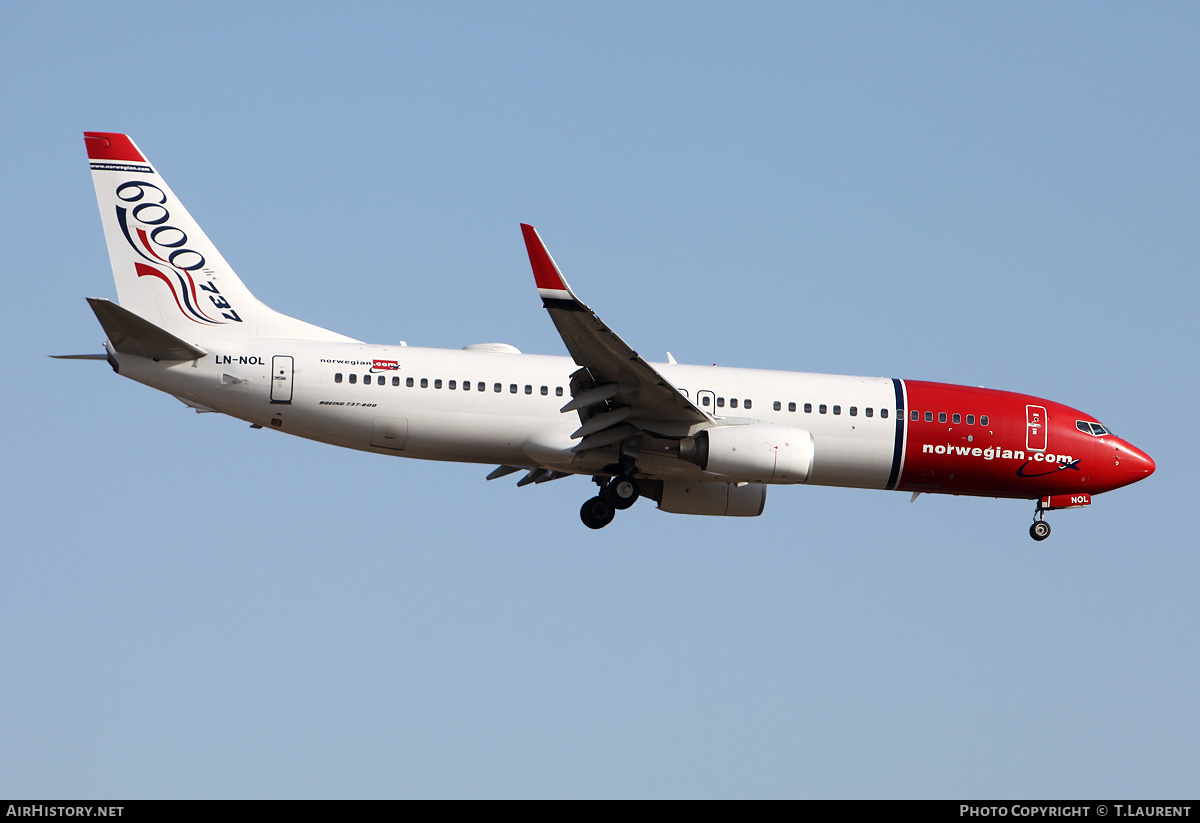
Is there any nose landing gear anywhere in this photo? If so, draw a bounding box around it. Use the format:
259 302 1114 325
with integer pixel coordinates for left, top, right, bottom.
580 474 641 529
1029 518 1051 541
1028 494 1091 540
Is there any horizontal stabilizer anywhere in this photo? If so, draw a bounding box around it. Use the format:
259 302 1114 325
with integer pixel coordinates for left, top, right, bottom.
86 297 207 361
50 354 108 360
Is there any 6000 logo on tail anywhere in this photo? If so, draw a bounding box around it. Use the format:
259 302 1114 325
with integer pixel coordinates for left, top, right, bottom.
114 180 241 325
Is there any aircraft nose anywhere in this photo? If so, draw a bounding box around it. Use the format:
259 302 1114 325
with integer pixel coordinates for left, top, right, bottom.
1118 441 1155 482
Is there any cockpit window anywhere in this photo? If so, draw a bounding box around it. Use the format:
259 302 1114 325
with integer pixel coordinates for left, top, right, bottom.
1077 420 1111 437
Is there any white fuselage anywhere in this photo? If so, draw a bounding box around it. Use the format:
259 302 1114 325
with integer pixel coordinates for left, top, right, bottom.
115 339 900 489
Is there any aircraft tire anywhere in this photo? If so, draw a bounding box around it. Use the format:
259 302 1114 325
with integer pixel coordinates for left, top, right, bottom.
604 476 640 510
581 496 616 529
1029 521 1051 541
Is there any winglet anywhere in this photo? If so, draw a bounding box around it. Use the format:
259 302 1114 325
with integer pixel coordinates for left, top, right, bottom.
521 224 579 304
84 132 147 163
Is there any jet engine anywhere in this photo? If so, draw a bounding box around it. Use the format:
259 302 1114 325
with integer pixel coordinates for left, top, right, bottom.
681 424 814 484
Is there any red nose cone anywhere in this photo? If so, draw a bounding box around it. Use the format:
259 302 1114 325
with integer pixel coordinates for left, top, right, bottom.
1119 441 1155 484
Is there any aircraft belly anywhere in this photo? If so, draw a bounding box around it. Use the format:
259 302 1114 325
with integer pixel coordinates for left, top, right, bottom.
398 410 546 465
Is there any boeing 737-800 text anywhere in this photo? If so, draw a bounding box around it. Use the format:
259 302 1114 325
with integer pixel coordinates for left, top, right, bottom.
69 133 1155 539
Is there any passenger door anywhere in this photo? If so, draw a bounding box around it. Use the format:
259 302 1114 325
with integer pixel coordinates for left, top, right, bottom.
1026 405 1047 452
270 355 294 404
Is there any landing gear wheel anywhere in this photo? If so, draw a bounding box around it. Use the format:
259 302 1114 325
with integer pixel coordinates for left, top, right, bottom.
1030 521 1051 541
580 496 616 530
603 475 640 510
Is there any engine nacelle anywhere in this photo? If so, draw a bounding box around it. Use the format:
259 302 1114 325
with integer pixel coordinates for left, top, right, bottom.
658 481 767 517
689 424 814 484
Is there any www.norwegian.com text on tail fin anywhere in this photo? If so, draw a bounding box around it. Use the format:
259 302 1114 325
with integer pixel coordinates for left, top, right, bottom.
85 132 356 343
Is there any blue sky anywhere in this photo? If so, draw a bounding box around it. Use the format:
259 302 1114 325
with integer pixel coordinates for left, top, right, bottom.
2 1 1197 798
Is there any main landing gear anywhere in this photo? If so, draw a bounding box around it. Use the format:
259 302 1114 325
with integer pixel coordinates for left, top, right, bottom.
580 474 640 529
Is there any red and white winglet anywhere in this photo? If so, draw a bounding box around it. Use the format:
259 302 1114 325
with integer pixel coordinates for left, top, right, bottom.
84 132 148 163
521 224 583 305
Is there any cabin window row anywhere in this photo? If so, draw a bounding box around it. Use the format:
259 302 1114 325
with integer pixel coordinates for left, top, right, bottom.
910 410 989 426
770 400 890 419
698 396 754 410
334 373 564 396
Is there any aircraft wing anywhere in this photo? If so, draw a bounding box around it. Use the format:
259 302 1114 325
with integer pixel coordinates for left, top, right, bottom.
520 224 712 451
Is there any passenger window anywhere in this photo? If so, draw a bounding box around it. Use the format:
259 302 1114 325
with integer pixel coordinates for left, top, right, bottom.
556 387 563 396
819 404 827 414
434 379 442 389
966 414 974 425
494 383 501 393
790 402 798 413
981 415 989 426
952 413 961 424
803 403 811 413
774 401 782 411
717 397 725 408
730 398 738 408
377 376 385 385
865 407 873 418
881 409 889 419
833 405 841 415
363 374 371 384
701 395 710 406
448 380 456 390
479 382 486 392
911 410 919 421
525 385 532 394
349 374 357 384
938 412 946 423
406 377 414 387
334 373 342 383
510 384 518 394
849 406 857 417
541 386 548 395
392 376 400 386
925 411 933 422
463 380 471 391
744 399 752 410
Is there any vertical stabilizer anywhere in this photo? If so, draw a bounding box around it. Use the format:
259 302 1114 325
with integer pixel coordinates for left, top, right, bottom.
85 132 355 343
